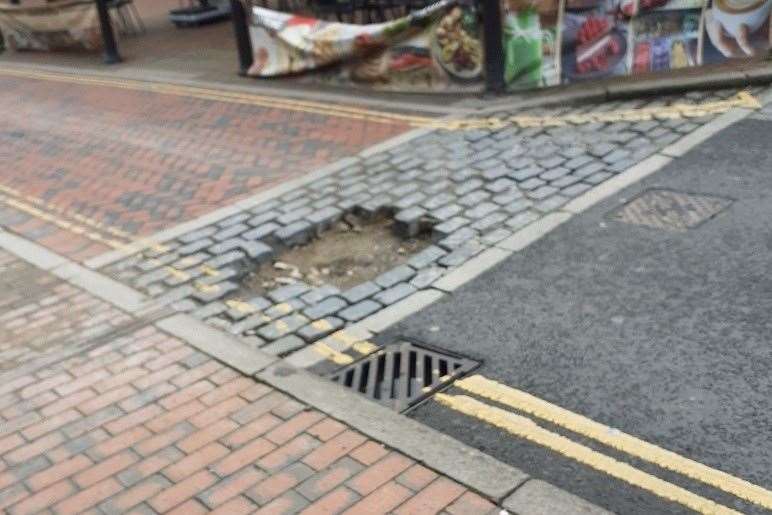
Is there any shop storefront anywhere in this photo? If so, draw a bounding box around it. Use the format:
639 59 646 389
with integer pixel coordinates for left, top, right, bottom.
2 0 770 93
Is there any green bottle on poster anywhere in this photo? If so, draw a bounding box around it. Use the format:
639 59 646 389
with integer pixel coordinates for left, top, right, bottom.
504 9 542 86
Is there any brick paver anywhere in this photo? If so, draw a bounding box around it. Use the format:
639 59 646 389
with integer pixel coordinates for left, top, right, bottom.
0 256 497 514
0 250 131 373
0 74 409 260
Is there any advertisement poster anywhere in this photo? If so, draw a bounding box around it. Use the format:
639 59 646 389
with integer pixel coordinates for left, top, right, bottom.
561 0 630 83
502 0 561 89
246 0 772 92
247 1 485 92
702 0 772 63
630 7 702 73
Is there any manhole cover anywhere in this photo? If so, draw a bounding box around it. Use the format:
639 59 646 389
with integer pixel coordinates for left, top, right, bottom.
609 189 732 231
328 340 479 412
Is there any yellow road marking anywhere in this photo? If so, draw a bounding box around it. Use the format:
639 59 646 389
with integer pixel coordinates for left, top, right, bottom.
435 393 741 515
164 266 190 282
311 341 354 365
456 375 772 510
351 341 378 355
0 67 434 128
199 266 220 277
0 67 760 131
329 331 379 355
0 194 125 249
225 299 257 314
0 183 135 242
311 319 334 332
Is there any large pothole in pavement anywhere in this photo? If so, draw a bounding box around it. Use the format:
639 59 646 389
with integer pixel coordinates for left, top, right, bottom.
188 211 447 357
237 214 431 296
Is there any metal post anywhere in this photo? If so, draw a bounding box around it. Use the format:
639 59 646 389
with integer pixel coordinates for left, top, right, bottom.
480 0 505 94
95 0 122 64
230 0 254 75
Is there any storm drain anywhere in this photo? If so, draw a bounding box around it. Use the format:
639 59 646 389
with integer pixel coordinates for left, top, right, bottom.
609 189 733 231
328 340 479 412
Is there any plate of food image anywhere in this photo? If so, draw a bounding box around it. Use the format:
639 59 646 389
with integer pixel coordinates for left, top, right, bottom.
563 15 627 81
432 6 484 81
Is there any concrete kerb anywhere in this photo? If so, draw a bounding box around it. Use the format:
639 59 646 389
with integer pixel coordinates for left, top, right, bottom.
50 262 148 313
155 313 278 375
0 229 148 314
474 64 772 114
502 479 614 515
0 229 68 270
359 289 445 333
256 361 530 502
660 108 756 158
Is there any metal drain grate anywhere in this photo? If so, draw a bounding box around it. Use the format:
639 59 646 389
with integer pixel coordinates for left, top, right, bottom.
328 340 479 412
609 189 733 231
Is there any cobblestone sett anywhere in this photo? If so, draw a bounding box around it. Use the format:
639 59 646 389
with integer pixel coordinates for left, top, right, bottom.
338 300 382 322
341 282 382 304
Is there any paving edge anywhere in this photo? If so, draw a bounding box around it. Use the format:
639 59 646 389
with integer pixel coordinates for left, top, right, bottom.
502 479 614 515
84 126 435 270
155 313 278 375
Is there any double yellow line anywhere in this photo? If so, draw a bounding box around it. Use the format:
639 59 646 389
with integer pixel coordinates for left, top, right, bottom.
0 67 762 131
436 375 772 514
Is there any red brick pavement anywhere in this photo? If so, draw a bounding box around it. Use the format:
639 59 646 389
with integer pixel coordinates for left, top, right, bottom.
0 73 409 260
0 324 498 515
0 250 497 514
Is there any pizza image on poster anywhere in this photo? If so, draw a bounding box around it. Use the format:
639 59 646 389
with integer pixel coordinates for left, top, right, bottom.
561 0 630 82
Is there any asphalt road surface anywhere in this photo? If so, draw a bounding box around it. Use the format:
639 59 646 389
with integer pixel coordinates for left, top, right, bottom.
381 118 772 514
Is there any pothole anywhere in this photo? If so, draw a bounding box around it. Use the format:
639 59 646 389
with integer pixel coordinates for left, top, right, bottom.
235 213 432 297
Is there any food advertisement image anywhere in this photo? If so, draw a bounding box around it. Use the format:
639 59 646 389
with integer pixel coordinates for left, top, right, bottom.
502 0 560 89
702 0 772 62
561 0 630 82
630 9 702 73
348 3 484 89
248 0 485 92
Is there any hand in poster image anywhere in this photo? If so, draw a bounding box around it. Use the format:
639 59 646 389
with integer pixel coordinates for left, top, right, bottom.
705 0 772 57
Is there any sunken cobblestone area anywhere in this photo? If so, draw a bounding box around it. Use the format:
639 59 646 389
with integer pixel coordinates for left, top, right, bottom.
106 89 753 358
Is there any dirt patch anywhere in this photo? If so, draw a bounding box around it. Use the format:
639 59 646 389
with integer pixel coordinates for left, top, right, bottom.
240 214 431 295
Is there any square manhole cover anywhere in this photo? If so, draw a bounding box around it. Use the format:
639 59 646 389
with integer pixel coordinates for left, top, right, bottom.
328 340 479 412
609 189 733 231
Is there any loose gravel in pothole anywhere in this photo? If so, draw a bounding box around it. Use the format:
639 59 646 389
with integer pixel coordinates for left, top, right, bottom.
239 214 430 295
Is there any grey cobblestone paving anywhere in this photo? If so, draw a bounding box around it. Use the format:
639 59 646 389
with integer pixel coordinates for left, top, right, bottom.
105 88 764 361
